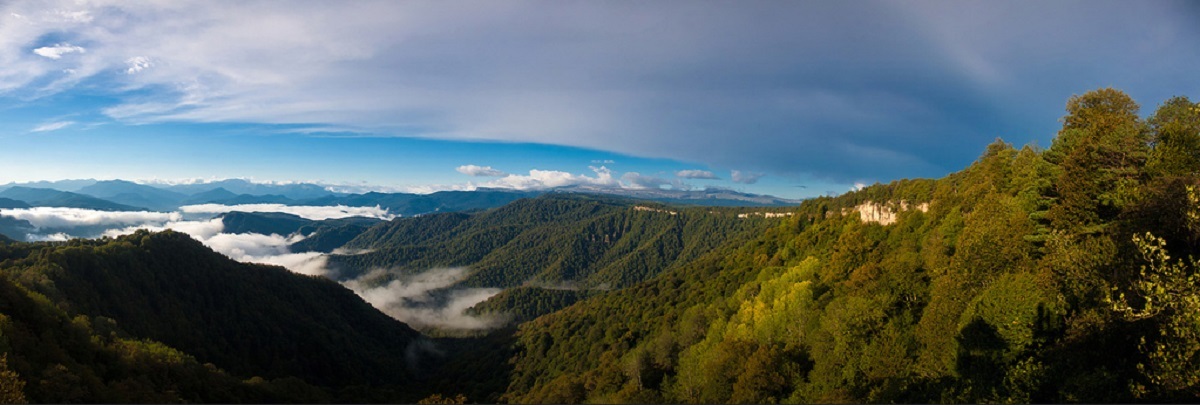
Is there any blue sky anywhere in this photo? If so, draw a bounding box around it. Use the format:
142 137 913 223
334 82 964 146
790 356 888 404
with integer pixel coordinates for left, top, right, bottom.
1 1 1198 199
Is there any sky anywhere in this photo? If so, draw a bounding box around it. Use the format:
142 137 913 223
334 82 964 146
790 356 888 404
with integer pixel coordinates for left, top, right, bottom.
1 1 1198 200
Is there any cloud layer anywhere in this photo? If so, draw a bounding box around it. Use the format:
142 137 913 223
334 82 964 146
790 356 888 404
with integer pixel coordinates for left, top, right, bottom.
343 267 506 331
3 1 1196 184
179 204 394 220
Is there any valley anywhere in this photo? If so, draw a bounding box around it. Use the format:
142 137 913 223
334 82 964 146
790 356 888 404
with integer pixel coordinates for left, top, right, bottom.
0 90 1197 403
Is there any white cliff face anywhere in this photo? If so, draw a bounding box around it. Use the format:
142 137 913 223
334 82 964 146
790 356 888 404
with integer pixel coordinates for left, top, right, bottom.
737 212 794 219
633 206 678 215
843 201 929 225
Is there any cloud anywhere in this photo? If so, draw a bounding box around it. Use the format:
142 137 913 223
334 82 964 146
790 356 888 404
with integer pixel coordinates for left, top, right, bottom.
125 56 152 74
731 170 765 184
481 166 621 190
30 120 74 132
591 159 615 164
55 10 92 23
1 207 180 229
621 172 673 190
455 164 505 177
1 205 509 330
1 1 1196 185
344 267 507 331
676 169 718 180
179 204 394 220
32 43 84 59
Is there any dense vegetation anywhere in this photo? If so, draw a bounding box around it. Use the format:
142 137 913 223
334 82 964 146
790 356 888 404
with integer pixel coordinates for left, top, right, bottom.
500 89 1200 403
329 195 788 290
0 88 1195 403
0 231 430 402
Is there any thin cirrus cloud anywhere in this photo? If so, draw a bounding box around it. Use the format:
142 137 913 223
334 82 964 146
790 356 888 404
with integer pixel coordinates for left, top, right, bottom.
31 120 74 132
0 1 1197 185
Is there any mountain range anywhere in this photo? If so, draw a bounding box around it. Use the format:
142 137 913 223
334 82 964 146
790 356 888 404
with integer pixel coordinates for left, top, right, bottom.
0 89 1192 403
0 178 799 216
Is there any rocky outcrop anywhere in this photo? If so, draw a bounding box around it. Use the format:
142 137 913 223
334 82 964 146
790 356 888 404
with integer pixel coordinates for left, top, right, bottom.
843 201 929 225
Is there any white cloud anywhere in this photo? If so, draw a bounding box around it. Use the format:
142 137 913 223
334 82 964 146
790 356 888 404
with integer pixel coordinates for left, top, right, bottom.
344 267 507 331
26 232 71 242
1 207 179 229
731 170 765 184
55 10 92 23
455 164 505 177
621 172 672 190
178 204 394 220
481 165 621 190
32 43 85 59
676 169 718 179
30 120 75 132
0 205 510 330
852 182 867 191
125 56 152 74
0 2 1196 184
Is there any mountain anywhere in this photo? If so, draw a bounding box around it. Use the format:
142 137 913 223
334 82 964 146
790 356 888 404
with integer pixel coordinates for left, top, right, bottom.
219 211 313 235
0 230 425 396
497 90 1200 403
216 211 382 252
0 179 97 193
77 180 188 211
329 194 789 290
0 198 29 209
307 189 544 216
556 185 802 206
217 193 297 205
291 216 384 253
0 187 147 211
179 186 239 205
0 254 302 403
0 216 35 241
159 179 340 200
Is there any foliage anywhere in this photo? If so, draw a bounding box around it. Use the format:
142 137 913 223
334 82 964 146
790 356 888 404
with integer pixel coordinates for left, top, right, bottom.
500 89 1200 403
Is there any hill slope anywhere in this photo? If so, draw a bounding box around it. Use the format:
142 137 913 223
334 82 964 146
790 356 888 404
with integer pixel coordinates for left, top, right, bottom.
500 89 1200 403
328 195 789 290
0 230 423 390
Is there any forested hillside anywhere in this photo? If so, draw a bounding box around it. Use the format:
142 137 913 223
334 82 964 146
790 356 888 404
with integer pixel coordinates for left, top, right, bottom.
0 231 428 402
502 89 1200 403
0 88 1195 403
328 195 789 291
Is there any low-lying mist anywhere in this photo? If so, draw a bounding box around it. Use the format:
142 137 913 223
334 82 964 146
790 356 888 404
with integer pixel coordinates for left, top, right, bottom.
0 205 502 332
345 268 508 332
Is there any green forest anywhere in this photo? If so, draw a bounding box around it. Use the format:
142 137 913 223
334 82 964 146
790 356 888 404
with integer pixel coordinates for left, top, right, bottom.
502 89 1200 403
0 88 1197 403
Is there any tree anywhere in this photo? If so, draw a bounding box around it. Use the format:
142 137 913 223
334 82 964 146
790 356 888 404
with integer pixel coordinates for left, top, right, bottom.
1045 88 1148 231
1147 96 1200 178
0 355 27 404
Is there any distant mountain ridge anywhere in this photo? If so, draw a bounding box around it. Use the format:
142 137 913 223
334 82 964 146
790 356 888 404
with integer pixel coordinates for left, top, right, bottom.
0 186 148 211
0 179 801 215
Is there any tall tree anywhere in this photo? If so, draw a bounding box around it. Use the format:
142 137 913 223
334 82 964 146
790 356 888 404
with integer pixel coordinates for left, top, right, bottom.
1045 88 1148 231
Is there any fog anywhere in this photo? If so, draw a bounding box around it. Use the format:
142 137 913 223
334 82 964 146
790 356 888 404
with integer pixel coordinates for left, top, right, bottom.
0 205 500 331
344 267 507 331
